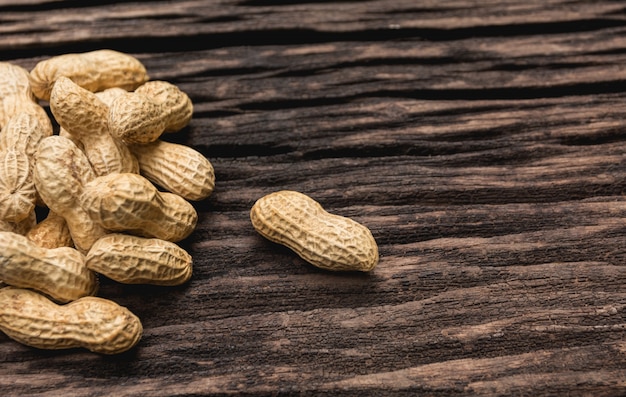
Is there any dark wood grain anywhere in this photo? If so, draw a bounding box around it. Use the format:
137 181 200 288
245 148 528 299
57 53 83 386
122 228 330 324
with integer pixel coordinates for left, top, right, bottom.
1 1 626 396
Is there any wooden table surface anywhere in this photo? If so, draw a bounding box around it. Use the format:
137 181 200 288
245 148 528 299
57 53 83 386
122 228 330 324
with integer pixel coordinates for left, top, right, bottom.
2 1 626 396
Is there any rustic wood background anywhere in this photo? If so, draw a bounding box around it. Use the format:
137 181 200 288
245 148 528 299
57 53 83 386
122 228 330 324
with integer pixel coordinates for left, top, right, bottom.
1 1 626 396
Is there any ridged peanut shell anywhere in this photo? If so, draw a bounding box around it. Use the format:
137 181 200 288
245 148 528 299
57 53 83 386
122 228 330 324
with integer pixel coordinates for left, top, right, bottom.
0 112 52 157
87 234 192 285
250 190 379 272
0 287 142 354
33 136 108 253
96 87 127 106
50 77 108 138
26 211 73 249
0 113 51 214
0 232 97 302
0 63 52 135
0 149 36 222
50 77 139 176
0 62 33 98
80 172 197 242
109 92 166 144
135 80 193 132
0 210 36 235
1 100 52 137
130 140 215 201
29 49 148 101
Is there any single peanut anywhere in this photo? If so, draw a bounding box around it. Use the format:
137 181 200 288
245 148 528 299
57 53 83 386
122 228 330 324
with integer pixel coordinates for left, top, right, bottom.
134 80 193 132
0 112 51 159
109 82 193 144
0 62 52 135
108 92 166 144
29 49 149 101
0 232 97 303
79 172 197 242
250 190 379 272
26 211 73 249
0 62 33 98
0 286 142 354
87 233 192 286
50 76 139 176
130 140 215 201
0 149 36 222
33 135 108 253
0 112 53 221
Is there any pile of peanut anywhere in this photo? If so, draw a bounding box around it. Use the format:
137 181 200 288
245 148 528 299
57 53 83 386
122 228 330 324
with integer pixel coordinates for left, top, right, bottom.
0 50 379 355
0 50 214 354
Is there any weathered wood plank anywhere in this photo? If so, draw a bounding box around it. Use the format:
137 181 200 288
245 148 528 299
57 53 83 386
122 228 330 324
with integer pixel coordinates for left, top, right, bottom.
1 0 626 396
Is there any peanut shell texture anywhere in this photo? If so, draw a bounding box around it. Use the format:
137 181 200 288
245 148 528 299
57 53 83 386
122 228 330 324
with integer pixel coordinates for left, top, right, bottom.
87 233 192 286
29 49 148 101
0 231 97 303
250 190 379 272
0 287 142 354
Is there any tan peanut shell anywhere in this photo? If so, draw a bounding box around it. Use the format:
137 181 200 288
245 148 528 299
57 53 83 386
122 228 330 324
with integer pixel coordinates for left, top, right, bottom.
26 211 73 249
96 86 128 106
0 149 36 222
0 232 97 303
33 136 108 253
0 113 52 221
130 140 215 201
108 92 167 144
250 190 379 272
0 62 52 135
134 80 193 132
55 86 125 148
108 81 193 144
80 172 198 242
0 62 33 98
29 49 149 101
0 287 142 354
0 210 36 235
87 234 192 285
50 77 139 176
57 84 126 151
58 126 82 150
0 112 52 158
